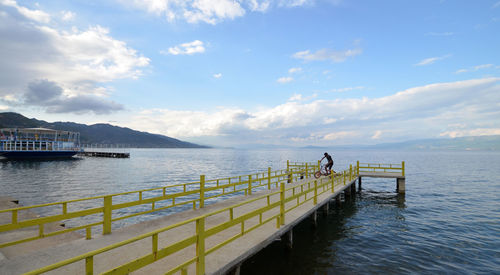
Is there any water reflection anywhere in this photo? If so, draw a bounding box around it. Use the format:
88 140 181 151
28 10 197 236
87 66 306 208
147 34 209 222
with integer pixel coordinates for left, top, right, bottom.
0 157 82 169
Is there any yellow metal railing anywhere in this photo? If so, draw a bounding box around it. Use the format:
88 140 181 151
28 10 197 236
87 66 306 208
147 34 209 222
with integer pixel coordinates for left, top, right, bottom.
0 162 320 249
357 161 405 176
25 162 358 275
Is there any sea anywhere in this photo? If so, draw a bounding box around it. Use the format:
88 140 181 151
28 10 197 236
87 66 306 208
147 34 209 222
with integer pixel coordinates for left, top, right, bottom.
1 149 499 274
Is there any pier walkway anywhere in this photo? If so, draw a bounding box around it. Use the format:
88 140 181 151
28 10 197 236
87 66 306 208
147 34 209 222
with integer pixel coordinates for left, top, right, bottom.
0 161 404 274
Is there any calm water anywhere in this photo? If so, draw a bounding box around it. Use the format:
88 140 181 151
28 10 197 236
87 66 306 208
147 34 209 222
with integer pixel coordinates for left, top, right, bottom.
1 149 499 274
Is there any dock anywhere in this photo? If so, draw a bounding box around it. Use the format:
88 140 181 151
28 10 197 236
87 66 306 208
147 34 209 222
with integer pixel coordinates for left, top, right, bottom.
78 151 130 158
0 161 404 274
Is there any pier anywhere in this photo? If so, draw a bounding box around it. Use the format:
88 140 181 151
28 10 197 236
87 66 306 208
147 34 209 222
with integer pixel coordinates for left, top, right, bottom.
78 151 130 158
0 160 404 274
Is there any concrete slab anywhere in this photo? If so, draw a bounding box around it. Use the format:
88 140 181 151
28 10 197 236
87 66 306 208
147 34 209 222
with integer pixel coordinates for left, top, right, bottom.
0 176 359 275
0 197 83 259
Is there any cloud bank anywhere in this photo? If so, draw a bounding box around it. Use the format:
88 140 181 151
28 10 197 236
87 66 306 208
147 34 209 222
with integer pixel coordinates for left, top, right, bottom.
125 0 324 24
125 78 500 146
0 0 149 114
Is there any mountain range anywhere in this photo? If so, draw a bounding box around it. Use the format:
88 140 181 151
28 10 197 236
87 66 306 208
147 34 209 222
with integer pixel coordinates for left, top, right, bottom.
0 112 208 148
299 135 500 151
2 112 499 150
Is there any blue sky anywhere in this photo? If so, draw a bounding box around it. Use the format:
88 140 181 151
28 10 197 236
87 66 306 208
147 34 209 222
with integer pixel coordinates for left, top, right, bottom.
0 0 499 147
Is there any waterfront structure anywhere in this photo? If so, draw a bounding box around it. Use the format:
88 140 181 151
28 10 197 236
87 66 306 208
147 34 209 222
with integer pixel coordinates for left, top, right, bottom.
0 161 404 274
0 128 81 159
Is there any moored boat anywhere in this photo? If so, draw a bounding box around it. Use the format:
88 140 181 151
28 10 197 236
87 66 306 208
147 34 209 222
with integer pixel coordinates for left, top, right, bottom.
0 128 81 159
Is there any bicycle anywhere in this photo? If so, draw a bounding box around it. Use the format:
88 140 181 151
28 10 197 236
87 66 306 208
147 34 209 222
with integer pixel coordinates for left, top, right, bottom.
314 163 340 179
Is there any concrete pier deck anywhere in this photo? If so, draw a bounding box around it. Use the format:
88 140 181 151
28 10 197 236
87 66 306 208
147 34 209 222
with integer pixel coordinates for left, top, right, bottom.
0 197 83 261
0 161 405 275
0 175 359 275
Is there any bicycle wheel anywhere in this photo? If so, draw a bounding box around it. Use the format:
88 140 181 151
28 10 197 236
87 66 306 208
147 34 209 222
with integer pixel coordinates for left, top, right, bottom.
314 171 321 179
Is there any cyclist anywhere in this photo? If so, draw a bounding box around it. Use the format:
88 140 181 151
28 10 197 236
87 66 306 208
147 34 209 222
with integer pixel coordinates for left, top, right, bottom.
320 152 334 175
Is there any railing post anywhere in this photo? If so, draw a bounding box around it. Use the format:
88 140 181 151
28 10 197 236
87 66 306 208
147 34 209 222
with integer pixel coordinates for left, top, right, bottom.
12 210 17 224
357 160 360 175
343 172 346 185
103 195 112 235
200 175 205 208
305 163 308 178
152 233 158 260
268 167 271 189
314 180 318 205
402 161 405 176
248 175 252 195
350 164 353 181
288 169 293 183
86 227 92 240
331 173 335 193
280 181 285 225
196 217 205 275
86 256 93 275
287 160 289 171
318 160 321 170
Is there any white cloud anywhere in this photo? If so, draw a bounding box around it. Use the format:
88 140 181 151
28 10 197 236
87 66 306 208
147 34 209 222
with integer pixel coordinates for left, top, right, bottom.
163 40 206 55
330 86 365 93
288 93 317 102
323 131 357 140
1 0 50 23
493 1 500 8
415 54 451 66
277 76 293 83
288 94 302 101
279 0 312 7
474 64 493 70
440 128 500 138
124 0 328 24
455 64 495 74
130 108 251 137
184 0 245 24
371 130 382 139
293 47 362 62
0 105 8 111
249 0 270 12
0 1 149 113
127 0 246 24
288 67 302 74
213 73 222 78
61 10 75 21
122 78 500 146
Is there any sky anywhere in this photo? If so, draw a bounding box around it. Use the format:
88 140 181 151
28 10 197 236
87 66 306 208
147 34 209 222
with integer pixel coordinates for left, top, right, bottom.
0 0 499 147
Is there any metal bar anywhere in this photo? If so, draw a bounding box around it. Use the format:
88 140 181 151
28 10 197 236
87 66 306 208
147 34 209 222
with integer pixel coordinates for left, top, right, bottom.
200 175 205 208
103 196 112 234
280 181 285 225
248 175 252 195
196 217 205 275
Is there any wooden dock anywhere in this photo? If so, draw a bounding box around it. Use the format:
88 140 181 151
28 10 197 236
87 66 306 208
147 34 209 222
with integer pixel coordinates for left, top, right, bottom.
0 161 404 275
78 151 130 158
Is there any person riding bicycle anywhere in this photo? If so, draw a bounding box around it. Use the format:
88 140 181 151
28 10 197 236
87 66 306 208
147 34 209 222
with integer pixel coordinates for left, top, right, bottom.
320 152 334 174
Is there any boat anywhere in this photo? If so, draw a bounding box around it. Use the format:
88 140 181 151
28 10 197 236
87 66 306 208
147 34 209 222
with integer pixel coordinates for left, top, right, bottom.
0 128 81 159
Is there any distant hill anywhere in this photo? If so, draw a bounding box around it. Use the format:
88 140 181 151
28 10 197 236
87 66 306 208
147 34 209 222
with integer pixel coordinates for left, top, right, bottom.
370 136 500 151
0 112 209 148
